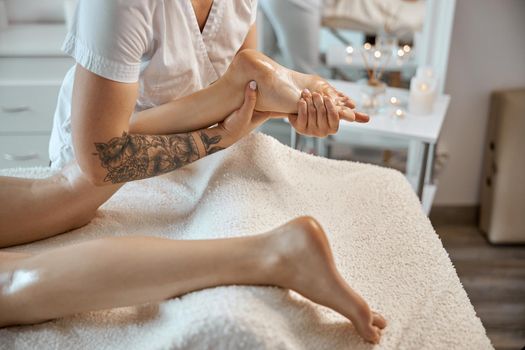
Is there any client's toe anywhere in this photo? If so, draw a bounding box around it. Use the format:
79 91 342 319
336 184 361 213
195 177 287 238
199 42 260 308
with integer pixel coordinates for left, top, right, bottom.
357 323 382 344
373 311 387 329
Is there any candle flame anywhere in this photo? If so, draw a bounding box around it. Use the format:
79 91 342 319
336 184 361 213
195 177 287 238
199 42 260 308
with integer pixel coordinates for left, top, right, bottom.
420 83 428 92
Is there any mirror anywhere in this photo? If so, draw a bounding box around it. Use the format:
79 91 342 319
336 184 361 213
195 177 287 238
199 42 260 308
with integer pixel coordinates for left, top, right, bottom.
257 0 455 179
258 0 427 88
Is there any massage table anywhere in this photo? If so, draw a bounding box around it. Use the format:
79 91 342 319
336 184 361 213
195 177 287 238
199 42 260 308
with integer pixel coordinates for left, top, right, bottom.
0 134 492 349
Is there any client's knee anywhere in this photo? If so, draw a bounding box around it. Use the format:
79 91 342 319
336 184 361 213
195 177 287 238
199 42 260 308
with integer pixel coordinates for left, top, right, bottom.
0 273 13 326
0 257 34 327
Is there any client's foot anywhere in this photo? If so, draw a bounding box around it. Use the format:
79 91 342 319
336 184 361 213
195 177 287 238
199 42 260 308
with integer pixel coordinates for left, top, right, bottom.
262 216 386 344
229 50 363 121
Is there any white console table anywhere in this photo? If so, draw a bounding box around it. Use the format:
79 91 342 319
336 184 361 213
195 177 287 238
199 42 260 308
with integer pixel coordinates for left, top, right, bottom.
290 80 450 214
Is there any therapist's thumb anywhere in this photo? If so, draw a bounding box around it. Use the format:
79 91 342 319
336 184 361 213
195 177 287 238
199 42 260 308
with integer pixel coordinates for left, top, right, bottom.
221 81 258 136
239 80 257 116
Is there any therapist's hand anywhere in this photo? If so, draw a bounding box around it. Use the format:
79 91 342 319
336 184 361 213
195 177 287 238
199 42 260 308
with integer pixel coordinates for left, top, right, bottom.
216 80 268 146
288 89 369 137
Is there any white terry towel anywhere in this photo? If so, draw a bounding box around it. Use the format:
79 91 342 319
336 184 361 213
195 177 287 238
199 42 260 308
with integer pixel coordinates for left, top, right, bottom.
0 133 492 350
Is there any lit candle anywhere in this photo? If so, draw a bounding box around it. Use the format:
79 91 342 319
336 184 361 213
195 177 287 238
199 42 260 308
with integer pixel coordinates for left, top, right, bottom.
394 108 405 118
409 77 436 115
389 96 400 106
416 67 438 100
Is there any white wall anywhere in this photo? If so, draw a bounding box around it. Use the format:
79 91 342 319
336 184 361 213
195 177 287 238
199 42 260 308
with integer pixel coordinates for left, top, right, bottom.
434 0 525 205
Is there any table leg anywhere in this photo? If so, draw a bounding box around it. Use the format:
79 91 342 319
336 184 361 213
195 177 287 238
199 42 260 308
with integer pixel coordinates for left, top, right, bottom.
315 137 327 157
416 142 430 200
426 143 436 184
290 127 297 149
326 135 333 158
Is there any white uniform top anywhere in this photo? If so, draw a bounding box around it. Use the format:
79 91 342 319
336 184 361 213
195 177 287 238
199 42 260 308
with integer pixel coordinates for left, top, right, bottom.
49 0 257 169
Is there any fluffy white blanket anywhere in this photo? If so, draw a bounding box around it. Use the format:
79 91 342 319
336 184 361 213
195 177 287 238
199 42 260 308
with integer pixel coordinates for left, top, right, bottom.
0 133 492 350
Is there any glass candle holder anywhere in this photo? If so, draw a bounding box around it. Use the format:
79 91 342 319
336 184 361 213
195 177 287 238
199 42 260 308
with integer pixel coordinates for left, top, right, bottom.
358 79 386 114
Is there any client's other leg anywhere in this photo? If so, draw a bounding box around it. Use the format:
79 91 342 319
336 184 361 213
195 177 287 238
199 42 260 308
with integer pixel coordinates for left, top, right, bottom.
0 163 121 248
0 216 385 343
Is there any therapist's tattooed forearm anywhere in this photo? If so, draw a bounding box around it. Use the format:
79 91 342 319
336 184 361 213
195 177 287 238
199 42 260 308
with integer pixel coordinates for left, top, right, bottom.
93 132 199 183
199 131 224 155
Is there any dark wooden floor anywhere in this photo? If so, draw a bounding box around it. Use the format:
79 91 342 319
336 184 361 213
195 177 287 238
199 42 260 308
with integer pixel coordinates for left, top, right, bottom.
434 223 525 350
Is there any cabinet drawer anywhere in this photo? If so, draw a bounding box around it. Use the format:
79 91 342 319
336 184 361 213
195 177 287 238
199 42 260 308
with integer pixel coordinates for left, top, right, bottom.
0 57 74 83
0 134 50 169
0 84 60 133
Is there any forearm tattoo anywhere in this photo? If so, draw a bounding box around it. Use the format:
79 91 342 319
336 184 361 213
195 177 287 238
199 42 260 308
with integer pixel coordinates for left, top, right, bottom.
199 131 224 155
94 132 199 183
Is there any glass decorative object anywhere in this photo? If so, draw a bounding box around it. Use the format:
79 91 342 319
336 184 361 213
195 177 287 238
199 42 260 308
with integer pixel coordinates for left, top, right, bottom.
358 79 387 114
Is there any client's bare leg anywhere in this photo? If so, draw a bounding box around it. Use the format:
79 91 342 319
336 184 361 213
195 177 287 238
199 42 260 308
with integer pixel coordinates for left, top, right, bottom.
0 163 121 247
0 216 386 343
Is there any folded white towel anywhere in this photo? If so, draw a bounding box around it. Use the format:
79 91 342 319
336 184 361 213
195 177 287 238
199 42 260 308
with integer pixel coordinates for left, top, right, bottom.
0 133 492 350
